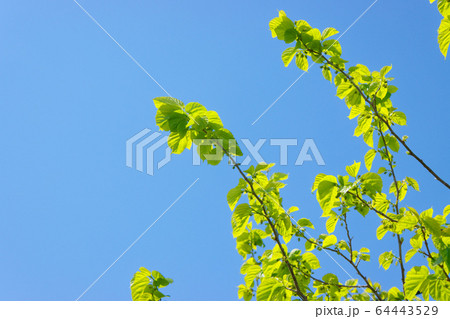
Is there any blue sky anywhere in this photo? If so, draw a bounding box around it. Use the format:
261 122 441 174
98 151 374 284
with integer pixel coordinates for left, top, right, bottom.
0 0 448 301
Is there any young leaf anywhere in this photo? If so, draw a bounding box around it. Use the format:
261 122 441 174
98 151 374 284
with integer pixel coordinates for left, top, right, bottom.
231 204 252 238
345 161 361 178
295 53 309 71
326 215 339 233
376 224 389 240
302 252 321 269
316 176 338 215
364 149 376 171
298 218 315 229
321 27 339 40
405 177 420 191
360 172 383 196
227 181 245 211
312 173 326 192
404 266 430 300
438 16 450 58
281 47 297 67
378 251 395 270
322 235 337 248
256 277 284 301
322 67 332 82
405 248 417 262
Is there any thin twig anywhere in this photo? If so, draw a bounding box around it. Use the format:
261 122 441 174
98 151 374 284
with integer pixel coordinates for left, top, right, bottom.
320 54 449 190
347 191 397 222
211 137 308 300
375 100 406 292
301 236 383 300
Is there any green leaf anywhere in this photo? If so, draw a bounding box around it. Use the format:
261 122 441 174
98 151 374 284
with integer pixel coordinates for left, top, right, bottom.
302 252 321 269
373 193 390 214
438 0 450 16
227 180 245 211
185 102 207 118
130 267 172 301
410 233 424 249
429 276 450 301
405 248 417 262
438 16 450 58
323 235 337 248
241 262 261 287
360 172 383 197
238 284 253 301
391 111 407 126
378 251 395 270
363 128 374 148
380 65 392 78
269 11 296 42
155 106 187 132
205 110 223 129
387 287 404 301
404 266 430 300
236 232 251 258
359 247 371 262
338 240 350 253
336 83 354 99
297 218 315 229
326 215 339 233
231 204 252 238
345 161 361 178
256 277 284 301
281 47 297 67
268 173 287 183
312 173 326 192
422 216 441 237
420 207 434 219
255 162 274 172
376 224 389 240
321 27 339 40
295 53 309 71
316 176 338 215
405 177 420 191
167 131 191 154
354 113 372 136
397 215 418 232
153 96 184 110
386 135 400 152
323 39 342 56
388 85 398 94
322 67 332 82
444 205 450 218
364 149 376 171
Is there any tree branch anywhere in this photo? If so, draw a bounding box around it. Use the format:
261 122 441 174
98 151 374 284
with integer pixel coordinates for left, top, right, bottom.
347 191 397 222
420 227 450 281
375 101 406 292
301 235 383 300
212 138 308 300
318 53 449 190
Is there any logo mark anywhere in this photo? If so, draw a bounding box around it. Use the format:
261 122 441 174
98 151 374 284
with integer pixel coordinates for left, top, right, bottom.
126 129 171 175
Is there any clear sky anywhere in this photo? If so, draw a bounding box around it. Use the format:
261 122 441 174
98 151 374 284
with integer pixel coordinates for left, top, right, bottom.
0 0 448 301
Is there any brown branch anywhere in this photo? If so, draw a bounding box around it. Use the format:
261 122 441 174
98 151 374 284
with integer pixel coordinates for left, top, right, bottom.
343 213 353 257
421 227 450 281
318 54 450 190
212 137 308 301
294 265 368 290
375 104 406 292
347 191 397 222
301 236 383 300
